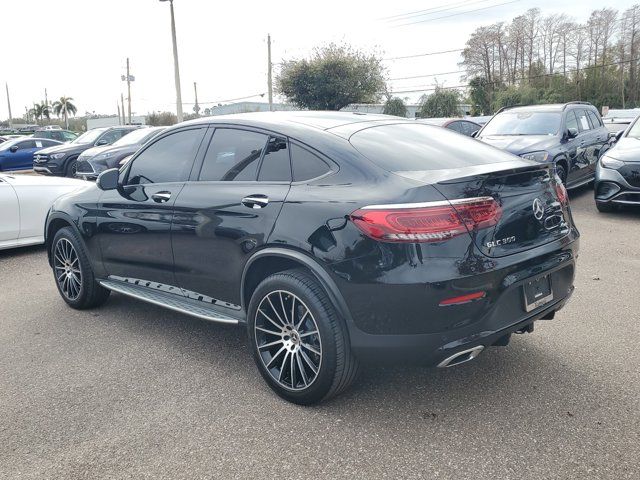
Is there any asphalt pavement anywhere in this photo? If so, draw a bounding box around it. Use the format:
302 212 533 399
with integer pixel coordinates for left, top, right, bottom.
1 187 639 479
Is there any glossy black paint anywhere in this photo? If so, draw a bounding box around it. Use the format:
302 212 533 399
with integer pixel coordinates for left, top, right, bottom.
45 112 579 364
477 103 610 188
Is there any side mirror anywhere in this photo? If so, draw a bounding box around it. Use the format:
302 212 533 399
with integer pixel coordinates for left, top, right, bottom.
96 168 120 191
470 130 479 138
567 128 578 139
9 145 18 152
96 139 109 146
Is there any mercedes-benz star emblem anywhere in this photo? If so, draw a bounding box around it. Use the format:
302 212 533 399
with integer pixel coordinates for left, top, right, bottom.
532 198 545 221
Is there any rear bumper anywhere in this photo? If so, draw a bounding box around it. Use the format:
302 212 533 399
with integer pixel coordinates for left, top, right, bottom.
330 236 579 365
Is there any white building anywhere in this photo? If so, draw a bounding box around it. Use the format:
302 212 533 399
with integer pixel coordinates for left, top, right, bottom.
86 115 146 130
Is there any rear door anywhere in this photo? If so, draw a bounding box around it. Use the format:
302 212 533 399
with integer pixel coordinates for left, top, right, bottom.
570 109 597 183
0 177 19 243
586 109 608 173
171 127 291 308
5 140 38 170
96 126 206 286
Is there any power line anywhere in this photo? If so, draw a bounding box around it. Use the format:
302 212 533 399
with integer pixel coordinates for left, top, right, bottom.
389 57 640 94
390 69 466 81
383 0 502 22
182 93 266 105
383 48 464 61
394 0 523 27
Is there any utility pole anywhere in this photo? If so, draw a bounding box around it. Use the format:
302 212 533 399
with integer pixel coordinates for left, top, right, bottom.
45 88 48 107
160 0 183 122
126 58 132 124
117 102 122 125
121 93 126 125
267 33 273 111
193 81 200 117
5 83 12 128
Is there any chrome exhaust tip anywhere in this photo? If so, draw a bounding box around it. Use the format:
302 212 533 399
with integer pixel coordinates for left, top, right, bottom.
437 345 485 368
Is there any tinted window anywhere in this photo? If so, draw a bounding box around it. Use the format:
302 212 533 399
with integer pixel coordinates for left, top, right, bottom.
199 129 268 181
446 121 463 133
258 137 291 182
290 144 331 182
62 132 77 141
126 128 204 185
587 110 602 128
351 123 517 172
100 129 127 144
482 111 561 135
18 140 37 149
576 110 591 131
565 110 579 131
460 121 479 136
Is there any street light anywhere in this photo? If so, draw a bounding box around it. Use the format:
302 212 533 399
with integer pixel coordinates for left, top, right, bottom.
159 0 183 122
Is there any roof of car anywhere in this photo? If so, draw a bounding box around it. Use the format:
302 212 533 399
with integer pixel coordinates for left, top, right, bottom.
501 102 597 113
182 111 401 131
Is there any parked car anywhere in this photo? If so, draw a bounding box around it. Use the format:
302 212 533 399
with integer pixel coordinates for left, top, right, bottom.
18 125 39 134
0 136 7 144
594 115 640 212
417 118 481 136
602 116 634 134
38 125 62 131
76 126 166 180
0 173 86 250
476 102 611 188
33 125 142 177
0 137 62 171
33 129 78 143
44 112 578 404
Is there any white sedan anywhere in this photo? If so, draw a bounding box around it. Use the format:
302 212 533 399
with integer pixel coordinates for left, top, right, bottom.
0 173 87 250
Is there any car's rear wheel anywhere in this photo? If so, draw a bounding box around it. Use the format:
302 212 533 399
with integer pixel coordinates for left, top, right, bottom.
247 269 359 405
52 227 110 309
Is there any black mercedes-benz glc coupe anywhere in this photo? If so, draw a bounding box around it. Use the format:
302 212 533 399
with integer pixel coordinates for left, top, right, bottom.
45 112 579 404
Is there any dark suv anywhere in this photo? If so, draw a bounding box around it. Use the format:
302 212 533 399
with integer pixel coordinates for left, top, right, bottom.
45 112 578 404
33 125 140 177
477 102 611 188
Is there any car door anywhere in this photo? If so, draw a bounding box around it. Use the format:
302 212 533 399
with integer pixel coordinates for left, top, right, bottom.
0 177 19 244
587 109 608 174
95 126 207 287
171 127 291 308
569 109 596 183
7 139 40 170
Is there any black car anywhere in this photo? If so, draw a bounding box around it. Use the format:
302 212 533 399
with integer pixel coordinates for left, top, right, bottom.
33 129 79 143
417 117 482 136
44 112 578 404
75 126 166 179
594 115 640 212
33 125 141 177
477 102 611 188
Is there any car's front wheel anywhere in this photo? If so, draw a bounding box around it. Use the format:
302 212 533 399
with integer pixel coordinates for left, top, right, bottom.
247 269 359 405
65 157 78 178
51 227 110 309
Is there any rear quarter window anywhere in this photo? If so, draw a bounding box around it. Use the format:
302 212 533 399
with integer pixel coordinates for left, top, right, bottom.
350 123 517 172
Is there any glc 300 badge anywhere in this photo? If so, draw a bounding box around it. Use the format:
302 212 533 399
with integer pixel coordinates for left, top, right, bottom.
486 236 516 249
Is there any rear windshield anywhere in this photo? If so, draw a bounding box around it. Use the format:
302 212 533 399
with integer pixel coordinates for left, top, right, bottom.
350 123 517 172
482 111 561 136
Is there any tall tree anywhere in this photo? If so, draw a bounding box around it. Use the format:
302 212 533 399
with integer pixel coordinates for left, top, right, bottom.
383 97 408 117
52 97 77 129
276 43 385 110
418 87 461 118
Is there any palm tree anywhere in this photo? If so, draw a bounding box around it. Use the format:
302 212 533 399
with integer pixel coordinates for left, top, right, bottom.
52 96 77 129
29 103 44 125
41 102 51 123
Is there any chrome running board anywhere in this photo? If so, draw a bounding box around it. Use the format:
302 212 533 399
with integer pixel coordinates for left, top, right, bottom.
99 279 242 325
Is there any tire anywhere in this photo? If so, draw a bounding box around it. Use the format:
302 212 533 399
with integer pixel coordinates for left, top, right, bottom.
596 201 616 213
65 157 78 178
555 162 567 185
247 269 359 405
51 227 110 309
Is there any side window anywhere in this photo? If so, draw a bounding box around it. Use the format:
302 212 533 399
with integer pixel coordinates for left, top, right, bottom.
587 110 602 128
100 130 125 145
258 137 291 182
290 144 332 182
126 128 205 185
446 121 463 133
565 110 579 131
576 110 591 132
462 122 479 136
43 140 59 147
18 140 37 149
63 132 76 141
199 128 268 181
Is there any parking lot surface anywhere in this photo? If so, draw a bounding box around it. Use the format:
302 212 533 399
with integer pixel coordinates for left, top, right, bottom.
1 187 639 480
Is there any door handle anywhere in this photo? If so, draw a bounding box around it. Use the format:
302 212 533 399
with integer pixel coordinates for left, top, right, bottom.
242 194 269 209
152 191 172 203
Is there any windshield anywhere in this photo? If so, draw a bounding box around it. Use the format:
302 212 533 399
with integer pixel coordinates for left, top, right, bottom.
482 111 561 136
73 128 107 145
111 128 160 146
625 118 640 139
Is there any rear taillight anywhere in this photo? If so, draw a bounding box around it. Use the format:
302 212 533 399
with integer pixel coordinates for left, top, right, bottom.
555 182 568 205
350 197 502 243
